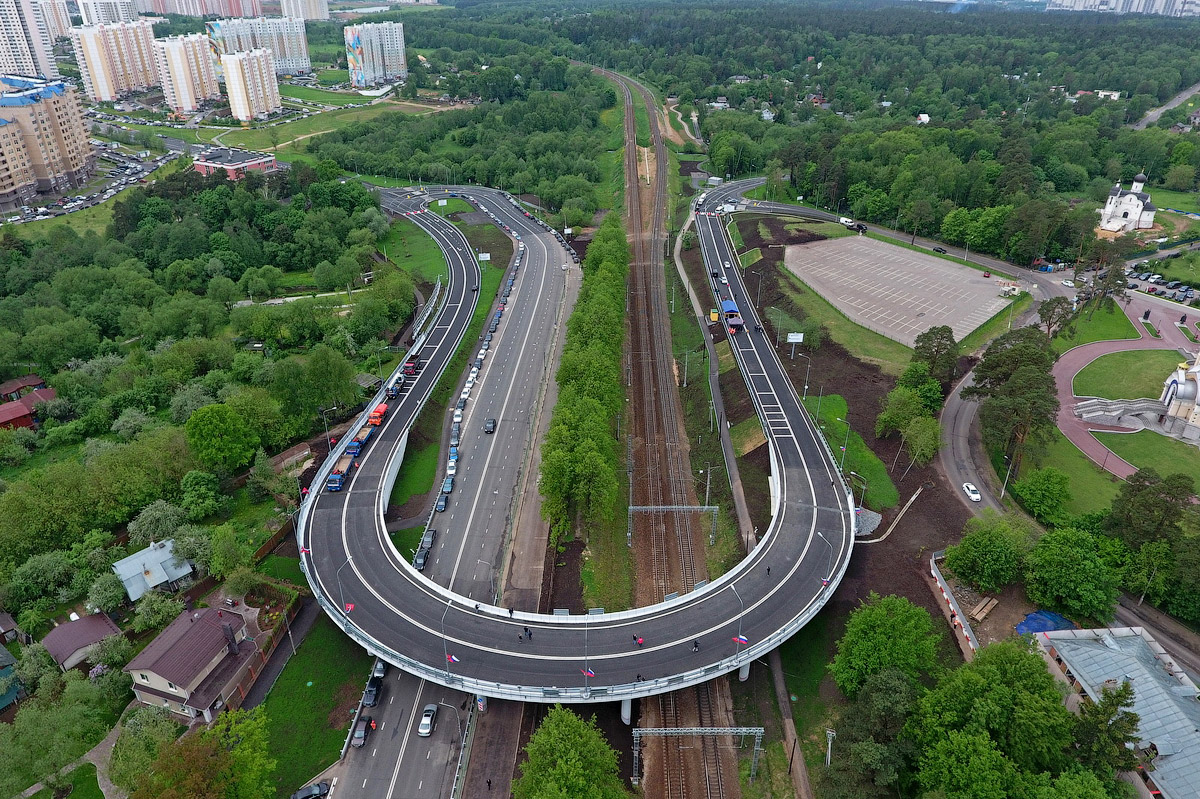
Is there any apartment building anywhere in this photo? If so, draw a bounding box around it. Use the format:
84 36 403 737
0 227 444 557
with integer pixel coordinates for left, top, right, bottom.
153 33 218 114
280 0 327 20
0 0 59 78
78 0 137 24
221 48 280 122
133 0 259 16
0 75 94 211
1046 0 1200 13
69 19 157 102
32 0 70 39
344 20 406 88
206 17 310 75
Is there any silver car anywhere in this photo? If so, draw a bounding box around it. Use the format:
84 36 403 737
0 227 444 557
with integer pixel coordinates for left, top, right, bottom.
417 703 437 737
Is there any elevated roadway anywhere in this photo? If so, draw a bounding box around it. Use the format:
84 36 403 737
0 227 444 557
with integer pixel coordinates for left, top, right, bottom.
299 183 855 703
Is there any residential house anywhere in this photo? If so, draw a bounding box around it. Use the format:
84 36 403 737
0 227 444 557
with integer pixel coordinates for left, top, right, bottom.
0 611 18 642
0 646 22 712
916 113 931 124
1188 109 1200 126
0 375 45 402
1097 89 1121 100
730 74 751 84
1039 627 1200 799
0 388 56 429
124 607 260 722
111 540 194 602
42 613 121 670
708 96 730 110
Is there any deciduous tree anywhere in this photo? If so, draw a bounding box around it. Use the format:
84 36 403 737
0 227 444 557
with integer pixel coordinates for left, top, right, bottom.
944 512 1033 593
1011 467 1071 526
1025 528 1118 621
131 590 183 633
87 571 128 613
184 403 258 473
110 707 180 792
127 500 187 549
830 593 941 697
513 705 629 799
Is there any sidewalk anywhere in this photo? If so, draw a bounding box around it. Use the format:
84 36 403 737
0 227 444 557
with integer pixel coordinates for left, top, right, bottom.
17 702 133 799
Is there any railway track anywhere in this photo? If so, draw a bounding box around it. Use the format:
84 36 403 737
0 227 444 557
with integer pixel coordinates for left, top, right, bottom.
599 66 733 799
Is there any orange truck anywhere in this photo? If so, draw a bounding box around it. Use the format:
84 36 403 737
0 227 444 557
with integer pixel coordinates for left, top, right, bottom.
368 403 388 425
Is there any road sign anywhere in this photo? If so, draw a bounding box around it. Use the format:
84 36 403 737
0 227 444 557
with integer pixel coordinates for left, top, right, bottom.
786 332 805 343
478 253 491 261
438 199 447 206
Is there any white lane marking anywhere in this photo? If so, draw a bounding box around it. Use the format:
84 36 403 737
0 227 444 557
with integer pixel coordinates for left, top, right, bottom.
384 681 428 799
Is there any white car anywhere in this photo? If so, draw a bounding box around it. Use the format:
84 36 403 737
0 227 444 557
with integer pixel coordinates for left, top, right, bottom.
447 460 457 476
453 409 463 423
1060 279 1075 288
962 482 982 502
719 276 729 285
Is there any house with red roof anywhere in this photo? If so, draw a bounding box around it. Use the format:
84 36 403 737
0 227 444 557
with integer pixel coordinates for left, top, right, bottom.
42 613 122 670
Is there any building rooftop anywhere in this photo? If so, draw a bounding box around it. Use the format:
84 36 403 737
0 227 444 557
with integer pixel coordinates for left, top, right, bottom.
0 75 68 106
125 607 245 689
111 539 193 602
0 375 45 396
42 614 121 666
194 147 274 166
1043 627 1200 799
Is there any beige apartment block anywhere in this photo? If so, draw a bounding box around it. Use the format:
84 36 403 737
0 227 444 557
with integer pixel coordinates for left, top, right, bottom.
0 0 58 78
70 20 158 102
32 0 70 39
78 0 137 24
0 75 94 211
135 0 259 15
280 0 327 20
153 33 219 114
206 17 311 75
221 48 280 122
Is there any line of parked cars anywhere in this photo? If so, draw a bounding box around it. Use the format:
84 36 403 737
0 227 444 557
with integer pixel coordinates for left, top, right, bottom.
1126 265 1196 303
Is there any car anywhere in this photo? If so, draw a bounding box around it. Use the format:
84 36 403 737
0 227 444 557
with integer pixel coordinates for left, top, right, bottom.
413 547 430 571
435 494 448 512
464 377 475 391
362 676 381 707
1060 279 1075 288
932 246 948 254
447 459 457 476
484 418 496 434
1148 286 1158 294
456 397 467 411
484 333 493 344
711 270 719 278
417 704 437 737
421 528 437 550
352 717 372 748
983 270 991 278
372 660 387 679
474 357 484 370
289 783 330 799
1167 280 1181 289
962 483 982 502
441 476 454 494
1127 282 1138 289
453 408 463 423
719 276 728 285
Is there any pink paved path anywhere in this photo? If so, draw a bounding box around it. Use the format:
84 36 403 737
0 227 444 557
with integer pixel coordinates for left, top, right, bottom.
1052 293 1194 480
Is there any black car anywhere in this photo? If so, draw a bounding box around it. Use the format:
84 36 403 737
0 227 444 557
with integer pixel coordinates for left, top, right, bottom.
413 547 430 571
484 418 497 434
932 247 947 254
290 783 330 799
421 528 437 550
362 676 381 707
351 717 372 748
435 494 447 512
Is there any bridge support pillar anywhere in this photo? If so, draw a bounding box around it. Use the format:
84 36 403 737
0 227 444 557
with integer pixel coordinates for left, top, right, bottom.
620 698 632 726
738 662 751 682
475 694 487 714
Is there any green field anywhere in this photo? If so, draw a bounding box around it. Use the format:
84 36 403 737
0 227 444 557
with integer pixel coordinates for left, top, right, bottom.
381 216 449 284
1073 349 1184 400
389 525 425 562
1093 429 1200 481
388 440 439 508
263 614 374 798
959 294 1033 354
801 394 900 509
257 554 306 587
278 84 362 106
1053 303 1140 354
28 764 103 799
738 247 762 268
219 104 404 152
1147 188 1200 215
430 197 475 217
317 69 350 86
1026 428 1122 516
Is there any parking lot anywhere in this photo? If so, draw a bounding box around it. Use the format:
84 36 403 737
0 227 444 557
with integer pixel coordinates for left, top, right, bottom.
782 237 1014 346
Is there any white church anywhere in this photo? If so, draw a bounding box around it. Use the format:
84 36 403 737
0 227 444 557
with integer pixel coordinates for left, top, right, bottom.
1099 172 1157 233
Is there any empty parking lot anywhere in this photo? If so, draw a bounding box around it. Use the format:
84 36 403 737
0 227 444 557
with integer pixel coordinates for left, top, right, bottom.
782 237 1013 347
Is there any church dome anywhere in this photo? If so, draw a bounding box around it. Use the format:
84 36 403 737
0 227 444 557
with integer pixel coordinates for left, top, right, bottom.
1134 172 1148 183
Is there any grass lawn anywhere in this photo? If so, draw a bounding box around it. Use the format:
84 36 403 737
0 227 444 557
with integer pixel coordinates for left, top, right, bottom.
1073 349 1185 400
263 613 374 798
1093 429 1200 481
431 197 474 217
258 554 306 587
729 416 767 456
1150 252 1200 285
316 69 350 86
381 216 449 284
278 84 361 106
777 270 913 376
222 488 284 551
959 294 1033 354
28 764 103 799
800 394 899 509
389 525 425 562
1147 187 1200 215
1053 303 1140 354
15 158 188 238
220 104 403 152
783 219 855 239
1027 428 1122 516
1142 321 1161 338
739 247 762 268
778 611 841 735
388 440 439 508
726 218 746 250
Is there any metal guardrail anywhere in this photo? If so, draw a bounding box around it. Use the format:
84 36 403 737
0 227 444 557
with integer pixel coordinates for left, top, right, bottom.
296 185 854 701
930 549 978 652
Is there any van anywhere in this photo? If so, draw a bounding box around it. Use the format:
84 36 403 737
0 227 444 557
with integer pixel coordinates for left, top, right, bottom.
839 216 854 227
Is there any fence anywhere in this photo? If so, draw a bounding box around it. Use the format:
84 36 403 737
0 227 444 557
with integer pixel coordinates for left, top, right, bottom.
930 549 978 653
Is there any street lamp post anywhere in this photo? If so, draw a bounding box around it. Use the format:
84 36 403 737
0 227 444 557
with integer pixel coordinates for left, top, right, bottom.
336 555 354 613
848 470 868 510
1000 455 1014 500
795 353 811 399
441 595 452 680
816 532 833 585
439 701 463 749
476 559 495 601
730 583 745 656
319 406 339 446
837 416 851 471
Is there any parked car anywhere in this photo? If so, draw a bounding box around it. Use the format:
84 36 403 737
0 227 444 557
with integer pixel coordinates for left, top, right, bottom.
932 247 947 254
421 529 437 550
435 494 448 512
351 717 372 748
417 704 437 737
413 547 429 571
1060 279 1075 288
447 459 457 476
1127 282 1138 290
372 660 387 679
290 783 330 799
441 476 454 494
962 483 982 502
362 676 381 707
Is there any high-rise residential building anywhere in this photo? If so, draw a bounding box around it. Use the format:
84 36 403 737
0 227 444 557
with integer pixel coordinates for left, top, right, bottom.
206 17 310 75
1046 0 1200 13
153 33 218 114
221 48 279 122
344 21 405 88
78 0 137 24
32 0 70 40
280 0 327 20
69 20 157 102
0 75 94 210
134 0 259 15
0 0 59 78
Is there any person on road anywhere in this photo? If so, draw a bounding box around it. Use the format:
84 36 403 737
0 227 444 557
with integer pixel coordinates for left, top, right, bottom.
692 641 700 652
524 626 532 639
635 636 644 647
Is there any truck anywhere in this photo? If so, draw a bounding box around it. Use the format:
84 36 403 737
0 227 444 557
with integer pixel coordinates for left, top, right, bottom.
384 375 405 399
722 299 745 334
345 424 373 456
368 403 388 425
403 356 420 376
326 454 355 491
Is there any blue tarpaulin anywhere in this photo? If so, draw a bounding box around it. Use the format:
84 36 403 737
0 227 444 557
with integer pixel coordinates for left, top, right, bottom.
1015 610 1076 636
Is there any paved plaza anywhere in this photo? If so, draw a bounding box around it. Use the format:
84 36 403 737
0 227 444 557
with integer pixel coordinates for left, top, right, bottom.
782 237 1013 346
